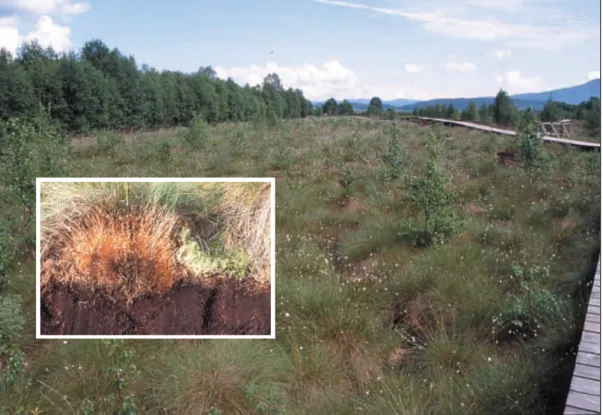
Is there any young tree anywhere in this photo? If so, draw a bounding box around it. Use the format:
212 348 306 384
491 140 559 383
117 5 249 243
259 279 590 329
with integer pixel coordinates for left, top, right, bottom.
322 98 338 116
584 97 601 139
466 102 478 121
517 108 542 166
445 103 458 120
338 99 354 115
493 89 518 127
409 133 458 246
367 96 383 116
540 99 561 122
369 96 383 111
478 103 491 123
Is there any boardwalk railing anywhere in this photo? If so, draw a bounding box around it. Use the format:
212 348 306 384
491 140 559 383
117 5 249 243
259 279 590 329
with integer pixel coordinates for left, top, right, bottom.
415 116 600 149
564 256 601 415
541 120 574 139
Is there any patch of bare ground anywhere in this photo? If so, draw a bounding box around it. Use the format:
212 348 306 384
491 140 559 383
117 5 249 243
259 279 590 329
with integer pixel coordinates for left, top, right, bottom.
392 293 435 336
338 196 368 214
388 347 412 367
496 148 521 166
557 218 576 230
465 203 484 216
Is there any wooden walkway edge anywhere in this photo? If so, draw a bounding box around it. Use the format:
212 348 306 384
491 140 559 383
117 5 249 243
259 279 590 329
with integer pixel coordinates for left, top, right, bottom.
415 117 601 149
564 255 601 414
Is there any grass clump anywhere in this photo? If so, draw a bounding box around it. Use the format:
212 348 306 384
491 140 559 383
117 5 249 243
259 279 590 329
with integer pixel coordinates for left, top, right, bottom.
40 181 272 301
96 131 126 156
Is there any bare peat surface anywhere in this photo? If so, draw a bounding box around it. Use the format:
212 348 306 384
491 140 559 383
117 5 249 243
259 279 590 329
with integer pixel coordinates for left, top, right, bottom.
41 278 271 336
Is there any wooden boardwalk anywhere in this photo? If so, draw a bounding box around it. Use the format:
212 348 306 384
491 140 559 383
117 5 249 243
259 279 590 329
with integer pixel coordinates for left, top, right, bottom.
416 117 601 149
564 256 601 415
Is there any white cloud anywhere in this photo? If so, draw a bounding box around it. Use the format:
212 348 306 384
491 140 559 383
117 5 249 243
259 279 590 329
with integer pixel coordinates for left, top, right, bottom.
313 0 598 50
25 15 71 52
0 15 71 53
587 71 600 80
464 0 528 11
215 60 441 101
0 0 90 15
61 2 90 15
493 48 512 60
404 63 424 73
495 70 542 93
215 60 358 101
0 17 22 54
443 60 476 72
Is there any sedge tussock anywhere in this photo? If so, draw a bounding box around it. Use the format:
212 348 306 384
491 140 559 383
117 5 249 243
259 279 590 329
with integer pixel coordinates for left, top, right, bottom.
40 181 272 297
42 204 181 300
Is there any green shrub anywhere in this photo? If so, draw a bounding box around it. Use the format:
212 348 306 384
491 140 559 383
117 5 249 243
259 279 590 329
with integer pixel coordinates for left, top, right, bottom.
517 109 542 166
182 115 209 149
155 140 172 163
492 263 563 342
379 123 406 183
409 134 459 245
269 148 296 171
0 221 14 286
0 116 69 241
586 151 600 174
96 131 126 155
343 131 361 162
0 295 25 349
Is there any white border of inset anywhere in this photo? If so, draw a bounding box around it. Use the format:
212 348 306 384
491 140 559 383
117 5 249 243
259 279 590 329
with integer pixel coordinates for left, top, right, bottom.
36 177 276 340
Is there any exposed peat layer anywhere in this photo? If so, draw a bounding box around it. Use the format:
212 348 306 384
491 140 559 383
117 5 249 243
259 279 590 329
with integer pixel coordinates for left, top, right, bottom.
39 183 271 335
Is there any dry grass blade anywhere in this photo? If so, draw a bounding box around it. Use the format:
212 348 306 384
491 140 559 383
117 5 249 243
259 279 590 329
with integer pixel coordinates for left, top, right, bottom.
219 183 271 283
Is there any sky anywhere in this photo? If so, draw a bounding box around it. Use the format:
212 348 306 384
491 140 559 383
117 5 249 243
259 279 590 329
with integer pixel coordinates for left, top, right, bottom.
0 0 600 101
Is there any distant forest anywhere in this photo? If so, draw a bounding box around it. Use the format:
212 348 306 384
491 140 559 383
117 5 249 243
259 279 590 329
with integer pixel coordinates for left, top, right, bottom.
0 40 314 134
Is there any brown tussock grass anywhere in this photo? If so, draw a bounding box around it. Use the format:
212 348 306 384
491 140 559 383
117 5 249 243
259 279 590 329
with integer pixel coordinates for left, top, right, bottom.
41 204 183 300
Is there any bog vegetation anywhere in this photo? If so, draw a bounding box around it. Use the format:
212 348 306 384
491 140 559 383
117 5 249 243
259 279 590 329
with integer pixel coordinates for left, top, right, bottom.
40 182 271 303
0 40 601 414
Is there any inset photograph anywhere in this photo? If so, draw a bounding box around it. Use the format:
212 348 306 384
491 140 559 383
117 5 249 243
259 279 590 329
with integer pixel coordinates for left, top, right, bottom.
37 178 274 338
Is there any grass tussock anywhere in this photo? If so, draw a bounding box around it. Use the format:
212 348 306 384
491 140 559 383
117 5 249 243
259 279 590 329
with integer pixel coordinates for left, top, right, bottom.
42 204 180 300
40 181 272 298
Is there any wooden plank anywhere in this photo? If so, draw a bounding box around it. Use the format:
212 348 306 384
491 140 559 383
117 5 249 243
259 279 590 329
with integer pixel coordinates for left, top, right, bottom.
586 313 600 323
592 291 601 300
570 377 600 397
565 391 600 413
574 363 601 381
582 331 600 344
590 298 601 307
576 352 600 368
584 321 601 334
579 341 600 354
587 305 600 315
564 404 598 414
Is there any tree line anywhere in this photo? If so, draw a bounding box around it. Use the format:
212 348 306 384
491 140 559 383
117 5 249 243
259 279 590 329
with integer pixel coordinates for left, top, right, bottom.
412 90 600 127
319 89 601 138
0 40 314 134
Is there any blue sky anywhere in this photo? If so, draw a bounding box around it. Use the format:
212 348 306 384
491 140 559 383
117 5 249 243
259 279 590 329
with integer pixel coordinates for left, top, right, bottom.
0 0 600 101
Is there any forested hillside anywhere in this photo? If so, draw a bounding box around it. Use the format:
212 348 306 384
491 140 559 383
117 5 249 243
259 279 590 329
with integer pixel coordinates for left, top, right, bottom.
0 40 313 134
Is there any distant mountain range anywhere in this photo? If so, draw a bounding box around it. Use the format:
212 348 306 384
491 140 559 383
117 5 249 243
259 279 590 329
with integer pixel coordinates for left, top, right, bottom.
312 79 600 112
